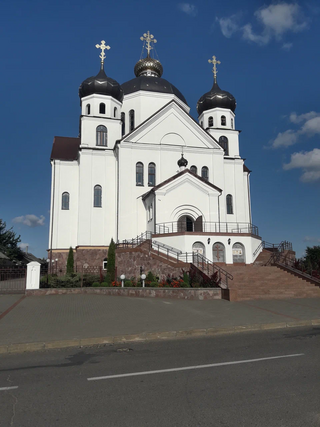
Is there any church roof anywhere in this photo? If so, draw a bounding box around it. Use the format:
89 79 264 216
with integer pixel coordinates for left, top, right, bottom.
243 164 251 173
142 168 222 200
50 137 81 161
121 76 188 105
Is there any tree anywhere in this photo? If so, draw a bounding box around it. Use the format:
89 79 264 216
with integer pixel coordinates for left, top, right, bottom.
66 247 74 274
0 219 23 261
304 246 320 273
107 238 116 282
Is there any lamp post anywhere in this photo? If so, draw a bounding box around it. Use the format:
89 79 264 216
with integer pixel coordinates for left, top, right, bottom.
120 274 125 288
141 273 146 288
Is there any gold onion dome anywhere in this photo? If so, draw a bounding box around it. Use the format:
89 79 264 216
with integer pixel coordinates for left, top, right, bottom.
134 54 163 78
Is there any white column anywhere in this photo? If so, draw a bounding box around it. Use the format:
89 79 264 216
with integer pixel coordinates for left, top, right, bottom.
26 261 41 290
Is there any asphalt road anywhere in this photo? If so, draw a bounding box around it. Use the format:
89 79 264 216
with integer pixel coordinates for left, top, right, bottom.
0 327 320 426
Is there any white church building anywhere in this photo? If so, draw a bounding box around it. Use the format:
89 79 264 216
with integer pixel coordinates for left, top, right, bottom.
49 34 262 269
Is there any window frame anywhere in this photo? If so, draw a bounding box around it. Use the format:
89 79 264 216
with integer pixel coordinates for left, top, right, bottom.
219 136 229 156
96 125 108 147
201 166 209 181
61 192 70 210
99 103 106 114
221 115 226 126
93 185 102 208
148 162 156 187
86 104 91 115
208 116 213 127
129 109 135 131
136 162 144 186
190 165 197 175
226 194 233 214
121 112 125 136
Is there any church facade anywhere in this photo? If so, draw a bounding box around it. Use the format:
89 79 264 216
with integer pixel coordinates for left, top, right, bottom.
48 34 262 269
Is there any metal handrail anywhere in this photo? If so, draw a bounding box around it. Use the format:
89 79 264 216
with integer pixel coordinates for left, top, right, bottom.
178 252 233 289
155 221 259 236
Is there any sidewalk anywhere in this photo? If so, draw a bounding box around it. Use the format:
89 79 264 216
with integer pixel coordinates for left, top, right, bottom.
1 294 320 353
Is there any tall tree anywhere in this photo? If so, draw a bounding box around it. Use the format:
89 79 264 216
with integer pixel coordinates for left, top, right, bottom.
107 238 116 281
304 246 320 272
66 247 74 274
0 219 23 260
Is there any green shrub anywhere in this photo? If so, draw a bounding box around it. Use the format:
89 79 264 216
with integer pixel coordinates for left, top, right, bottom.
124 280 133 287
146 281 158 287
82 274 100 287
92 282 101 287
146 271 156 282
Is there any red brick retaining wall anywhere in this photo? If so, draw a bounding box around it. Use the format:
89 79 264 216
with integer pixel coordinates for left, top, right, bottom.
26 287 222 300
116 247 188 280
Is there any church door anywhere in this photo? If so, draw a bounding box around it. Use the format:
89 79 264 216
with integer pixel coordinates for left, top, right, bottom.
212 242 225 263
232 243 245 263
177 215 194 232
194 216 203 232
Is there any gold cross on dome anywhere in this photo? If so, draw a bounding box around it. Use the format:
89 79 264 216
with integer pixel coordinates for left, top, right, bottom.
140 31 157 56
95 40 110 65
208 55 221 82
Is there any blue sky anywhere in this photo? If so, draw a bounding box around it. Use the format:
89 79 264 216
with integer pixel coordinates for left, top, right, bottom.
1 0 319 259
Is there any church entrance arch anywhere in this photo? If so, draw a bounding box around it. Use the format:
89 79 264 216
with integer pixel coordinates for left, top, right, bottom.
232 243 245 263
192 242 206 258
177 215 194 232
212 242 225 263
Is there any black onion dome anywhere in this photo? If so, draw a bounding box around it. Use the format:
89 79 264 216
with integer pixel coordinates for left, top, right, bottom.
197 80 236 115
177 154 188 167
121 55 188 105
79 65 124 102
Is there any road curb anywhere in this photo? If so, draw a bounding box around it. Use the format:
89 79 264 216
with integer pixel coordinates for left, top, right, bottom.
1 319 320 354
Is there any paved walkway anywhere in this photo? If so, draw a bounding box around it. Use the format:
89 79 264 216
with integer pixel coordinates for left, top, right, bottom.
0 294 320 353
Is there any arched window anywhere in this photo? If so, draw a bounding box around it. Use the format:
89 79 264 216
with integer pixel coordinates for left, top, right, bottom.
136 162 144 186
94 185 102 207
231 118 234 129
148 163 156 186
201 166 209 181
232 242 246 263
208 116 213 127
61 192 69 210
192 242 206 257
96 125 108 146
99 103 106 114
86 104 91 115
226 194 233 214
129 109 135 131
190 165 197 174
219 136 229 155
114 107 117 118
221 115 226 126
121 112 125 136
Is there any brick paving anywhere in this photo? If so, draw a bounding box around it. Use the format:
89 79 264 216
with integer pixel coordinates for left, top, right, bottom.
0 295 320 347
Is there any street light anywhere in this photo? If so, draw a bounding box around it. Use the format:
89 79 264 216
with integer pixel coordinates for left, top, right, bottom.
120 274 125 288
141 273 146 288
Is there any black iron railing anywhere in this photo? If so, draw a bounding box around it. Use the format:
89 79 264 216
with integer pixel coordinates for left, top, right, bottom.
155 221 259 236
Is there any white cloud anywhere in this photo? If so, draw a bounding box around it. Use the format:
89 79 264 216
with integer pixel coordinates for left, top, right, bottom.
216 15 240 38
271 129 299 148
283 148 320 182
289 111 320 123
271 111 320 148
19 242 29 251
256 3 307 38
13 214 45 227
218 3 308 46
178 3 197 16
282 42 293 50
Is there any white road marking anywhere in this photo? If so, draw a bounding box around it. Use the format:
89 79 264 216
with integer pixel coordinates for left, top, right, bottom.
87 353 304 381
0 386 18 391
162 301 172 304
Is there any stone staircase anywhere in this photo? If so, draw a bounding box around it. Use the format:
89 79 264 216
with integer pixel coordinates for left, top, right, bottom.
226 249 320 301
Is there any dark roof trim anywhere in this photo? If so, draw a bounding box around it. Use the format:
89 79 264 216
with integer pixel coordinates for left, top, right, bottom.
243 164 251 173
142 169 222 200
50 137 81 161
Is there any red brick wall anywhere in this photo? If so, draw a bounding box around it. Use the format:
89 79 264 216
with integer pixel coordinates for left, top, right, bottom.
116 247 189 280
48 247 108 272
